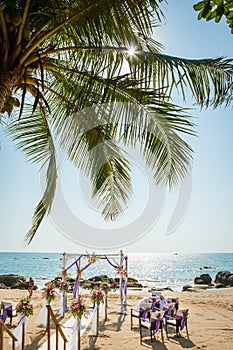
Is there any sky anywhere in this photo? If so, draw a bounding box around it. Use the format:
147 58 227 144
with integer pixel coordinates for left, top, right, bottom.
1 0 233 254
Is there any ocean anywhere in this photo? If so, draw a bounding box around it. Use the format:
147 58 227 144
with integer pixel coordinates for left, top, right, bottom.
0 252 232 292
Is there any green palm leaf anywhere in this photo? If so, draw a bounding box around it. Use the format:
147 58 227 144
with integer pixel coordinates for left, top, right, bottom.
7 106 57 243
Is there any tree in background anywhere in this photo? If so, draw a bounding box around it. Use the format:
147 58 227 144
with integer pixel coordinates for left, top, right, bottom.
193 0 233 33
1 0 233 243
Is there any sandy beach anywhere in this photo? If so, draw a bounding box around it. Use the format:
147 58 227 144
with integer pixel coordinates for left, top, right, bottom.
1 287 233 350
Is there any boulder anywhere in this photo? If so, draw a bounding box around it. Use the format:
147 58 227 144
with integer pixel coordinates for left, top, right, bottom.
0 283 7 289
227 275 233 286
11 281 38 290
214 271 233 286
215 283 225 289
223 273 233 285
194 277 204 285
194 273 212 285
182 285 194 292
0 274 26 287
215 271 230 283
150 287 173 292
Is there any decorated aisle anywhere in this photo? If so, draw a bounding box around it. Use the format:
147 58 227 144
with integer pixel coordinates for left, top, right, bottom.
38 309 95 350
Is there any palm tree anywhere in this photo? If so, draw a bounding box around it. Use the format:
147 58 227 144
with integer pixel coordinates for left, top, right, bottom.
0 0 232 243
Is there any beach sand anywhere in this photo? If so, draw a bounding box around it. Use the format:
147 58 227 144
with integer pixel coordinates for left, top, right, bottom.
1 287 233 349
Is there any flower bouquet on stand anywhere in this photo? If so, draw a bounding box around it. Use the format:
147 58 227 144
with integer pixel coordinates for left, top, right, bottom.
101 281 111 294
35 281 58 328
90 287 104 335
14 296 33 348
69 294 89 319
90 287 104 305
59 280 70 293
69 295 89 350
35 282 57 327
42 281 58 304
16 296 33 318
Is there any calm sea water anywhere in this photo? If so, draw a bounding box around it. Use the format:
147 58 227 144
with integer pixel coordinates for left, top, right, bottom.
0 252 232 291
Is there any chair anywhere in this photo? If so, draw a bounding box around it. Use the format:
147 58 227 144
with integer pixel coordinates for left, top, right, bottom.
132 298 152 330
0 301 17 326
130 306 151 331
130 308 140 330
139 310 164 344
165 308 189 339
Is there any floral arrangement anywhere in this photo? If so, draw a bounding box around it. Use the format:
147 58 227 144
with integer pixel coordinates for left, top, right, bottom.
42 281 58 303
90 287 104 304
101 280 111 294
69 295 89 319
60 268 68 279
115 266 127 278
87 253 99 264
15 296 33 317
59 280 70 293
77 269 82 279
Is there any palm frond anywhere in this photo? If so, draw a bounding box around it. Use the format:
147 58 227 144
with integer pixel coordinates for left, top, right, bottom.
7 105 57 243
46 97 133 220
19 0 163 65
129 49 233 108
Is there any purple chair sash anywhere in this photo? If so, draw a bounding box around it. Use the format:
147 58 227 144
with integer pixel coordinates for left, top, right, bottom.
176 314 187 331
150 318 161 333
165 308 172 320
155 319 161 332
0 305 12 323
180 316 187 331
163 303 175 319
140 308 148 320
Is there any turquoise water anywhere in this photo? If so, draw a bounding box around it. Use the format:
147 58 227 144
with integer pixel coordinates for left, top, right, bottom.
0 252 232 291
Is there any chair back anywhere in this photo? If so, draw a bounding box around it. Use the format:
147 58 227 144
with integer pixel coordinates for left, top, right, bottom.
176 309 189 318
0 301 13 323
150 310 164 321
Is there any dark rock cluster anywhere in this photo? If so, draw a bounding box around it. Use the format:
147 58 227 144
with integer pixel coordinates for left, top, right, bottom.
194 273 213 285
0 274 37 290
53 274 143 291
183 270 233 292
214 270 233 287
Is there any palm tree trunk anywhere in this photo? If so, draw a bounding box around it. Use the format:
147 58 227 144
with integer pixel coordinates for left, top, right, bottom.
0 74 11 113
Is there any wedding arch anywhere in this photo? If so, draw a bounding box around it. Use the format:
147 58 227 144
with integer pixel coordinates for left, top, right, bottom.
61 250 128 314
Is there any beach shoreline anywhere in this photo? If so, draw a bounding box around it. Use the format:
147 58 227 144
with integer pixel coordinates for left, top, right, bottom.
1 252 233 294
1 287 233 349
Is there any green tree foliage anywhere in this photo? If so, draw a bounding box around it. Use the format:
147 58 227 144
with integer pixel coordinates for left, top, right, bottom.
1 0 233 243
193 0 233 33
